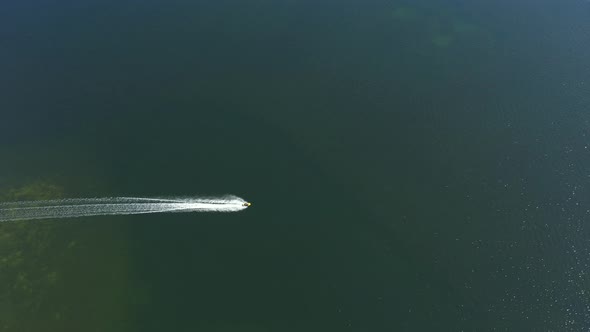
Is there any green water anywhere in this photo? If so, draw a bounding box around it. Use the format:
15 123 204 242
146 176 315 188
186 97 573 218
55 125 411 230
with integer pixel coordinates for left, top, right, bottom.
1 1 590 330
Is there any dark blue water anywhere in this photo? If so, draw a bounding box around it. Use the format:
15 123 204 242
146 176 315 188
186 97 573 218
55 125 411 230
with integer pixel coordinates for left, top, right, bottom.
1 0 590 330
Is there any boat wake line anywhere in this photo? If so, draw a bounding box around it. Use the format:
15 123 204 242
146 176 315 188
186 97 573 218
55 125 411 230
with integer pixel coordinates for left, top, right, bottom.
0 195 251 222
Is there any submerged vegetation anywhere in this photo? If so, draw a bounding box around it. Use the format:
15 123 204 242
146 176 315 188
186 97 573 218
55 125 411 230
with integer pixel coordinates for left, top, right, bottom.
389 4 493 50
0 181 135 331
0 181 65 330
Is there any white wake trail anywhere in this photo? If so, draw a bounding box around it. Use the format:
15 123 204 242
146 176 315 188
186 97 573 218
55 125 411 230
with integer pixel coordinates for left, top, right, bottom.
0 195 250 222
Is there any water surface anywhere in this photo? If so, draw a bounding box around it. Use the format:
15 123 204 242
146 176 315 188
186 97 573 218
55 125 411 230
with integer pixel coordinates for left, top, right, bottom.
1 0 590 330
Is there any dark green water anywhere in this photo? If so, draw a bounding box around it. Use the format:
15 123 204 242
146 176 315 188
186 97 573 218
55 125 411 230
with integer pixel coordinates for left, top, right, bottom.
1 0 590 330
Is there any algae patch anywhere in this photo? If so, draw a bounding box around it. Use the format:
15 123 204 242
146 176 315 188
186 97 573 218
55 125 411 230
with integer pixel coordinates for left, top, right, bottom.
432 33 454 48
391 7 419 22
